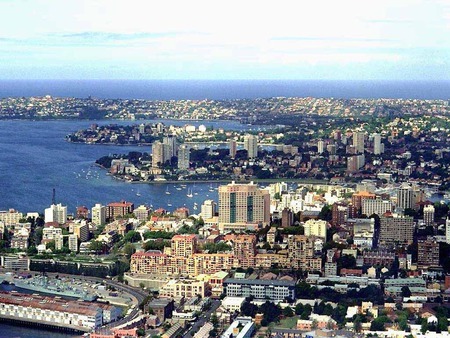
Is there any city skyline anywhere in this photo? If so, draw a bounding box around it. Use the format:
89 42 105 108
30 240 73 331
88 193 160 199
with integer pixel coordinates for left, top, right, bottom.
0 0 448 80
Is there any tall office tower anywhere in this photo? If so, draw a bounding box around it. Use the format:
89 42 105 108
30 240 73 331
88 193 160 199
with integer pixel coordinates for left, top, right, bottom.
201 200 216 219
397 183 414 210
91 203 106 226
44 203 67 224
171 234 197 257
373 133 382 155
218 181 270 232
163 134 178 158
423 204 435 226
353 131 365 153
152 141 170 168
232 234 257 268
379 214 414 244
243 134 258 159
177 144 190 170
229 140 237 158
317 140 324 154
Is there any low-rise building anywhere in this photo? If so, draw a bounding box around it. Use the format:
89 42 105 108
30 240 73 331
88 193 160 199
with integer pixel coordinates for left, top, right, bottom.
223 278 295 301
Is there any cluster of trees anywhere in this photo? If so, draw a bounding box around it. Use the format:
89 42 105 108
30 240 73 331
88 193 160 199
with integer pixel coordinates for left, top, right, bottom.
241 299 281 326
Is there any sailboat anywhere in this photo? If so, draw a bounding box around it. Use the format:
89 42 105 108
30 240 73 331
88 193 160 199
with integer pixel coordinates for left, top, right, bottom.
186 188 193 198
209 183 214 192
165 186 171 195
136 189 141 197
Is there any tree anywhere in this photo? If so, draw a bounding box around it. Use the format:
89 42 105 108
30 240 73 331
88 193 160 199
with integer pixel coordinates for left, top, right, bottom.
401 286 412 298
283 306 294 317
123 243 136 259
89 240 104 254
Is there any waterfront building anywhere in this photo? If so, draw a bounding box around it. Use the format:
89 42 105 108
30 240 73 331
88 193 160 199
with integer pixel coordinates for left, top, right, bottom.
223 278 296 301
218 181 270 232
177 144 190 170
0 255 29 270
44 203 67 224
10 228 29 250
200 200 216 219
243 134 258 159
303 219 327 240
68 234 78 252
423 204 435 226
106 201 134 221
0 292 103 330
229 139 237 158
91 203 106 226
133 205 151 222
379 214 414 244
0 209 23 226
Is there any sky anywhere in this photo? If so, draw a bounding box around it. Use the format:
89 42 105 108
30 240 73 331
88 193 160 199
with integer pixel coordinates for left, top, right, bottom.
0 0 449 80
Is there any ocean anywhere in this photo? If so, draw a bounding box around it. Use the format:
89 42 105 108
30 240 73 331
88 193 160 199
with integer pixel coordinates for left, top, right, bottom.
0 79 449 100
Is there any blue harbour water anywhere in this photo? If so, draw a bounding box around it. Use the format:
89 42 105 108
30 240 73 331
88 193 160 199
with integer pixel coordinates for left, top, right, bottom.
0 80 448 336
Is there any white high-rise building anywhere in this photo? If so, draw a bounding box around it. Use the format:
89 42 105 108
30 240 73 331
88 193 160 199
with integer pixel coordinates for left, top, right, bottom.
397 183 414 211
423 205 435 226
303 219 327 240
44 203 67 224
201 200 216 219
54 234 64 251
229 140 237 158
317 140 324 154
91 204 106 226
178 144 190 170
353 131 365 153
373 133 382 155
244 134 258 159
68 234 78 252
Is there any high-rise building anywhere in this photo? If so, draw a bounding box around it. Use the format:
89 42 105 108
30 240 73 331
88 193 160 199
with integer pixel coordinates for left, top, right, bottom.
54 234 64 251
68 234 78 252
281 208 293 227
243 134 258 159
200 200 216 219
362 198 393 217
351 191 376 212
229 140 237 159
347 154 365 172
152 141 170 168
379 214 414 244
373 133 382 155
417 239 439 268
317 140 324 154
163 134 178 158
218 181 270 232
353 131 365 153
177 144 190 170
286 235 322 271
423 204 435 226
397 183 414 211
91 203 106 226
332 203 348 227
76 206 89 219
44 203 67 224
446 218 450 245
0 209 24 226
73 222 89 242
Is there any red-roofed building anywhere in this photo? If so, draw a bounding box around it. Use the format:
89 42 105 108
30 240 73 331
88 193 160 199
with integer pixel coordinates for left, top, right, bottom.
106 201 134 221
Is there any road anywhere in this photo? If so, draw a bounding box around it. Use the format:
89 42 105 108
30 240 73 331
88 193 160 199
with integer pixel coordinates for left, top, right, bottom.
183 299 221 338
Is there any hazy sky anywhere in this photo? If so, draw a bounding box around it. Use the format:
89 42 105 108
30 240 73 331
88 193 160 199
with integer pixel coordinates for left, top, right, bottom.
0 0 449 80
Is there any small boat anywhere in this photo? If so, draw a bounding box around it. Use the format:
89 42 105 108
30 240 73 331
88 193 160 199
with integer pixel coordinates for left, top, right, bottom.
136 190 141 197
186 188 193 198
165 186 171 195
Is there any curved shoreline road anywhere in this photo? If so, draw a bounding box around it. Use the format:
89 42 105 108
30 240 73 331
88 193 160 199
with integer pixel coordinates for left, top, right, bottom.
0 269 148 330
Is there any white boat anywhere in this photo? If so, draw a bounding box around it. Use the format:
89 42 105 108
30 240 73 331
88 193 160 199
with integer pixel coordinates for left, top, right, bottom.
186 188 193 198
165 186 171 195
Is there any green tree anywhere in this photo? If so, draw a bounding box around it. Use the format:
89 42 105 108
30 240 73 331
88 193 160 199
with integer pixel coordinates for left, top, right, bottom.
283 306 294 317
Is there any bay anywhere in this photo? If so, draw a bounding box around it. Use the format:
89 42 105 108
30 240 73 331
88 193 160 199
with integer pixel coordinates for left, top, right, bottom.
0 119 253 215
